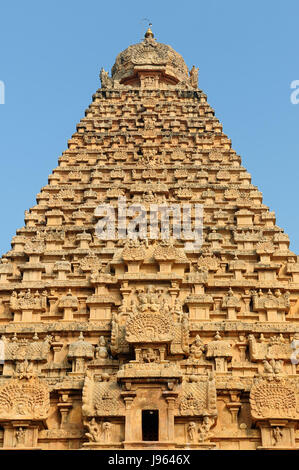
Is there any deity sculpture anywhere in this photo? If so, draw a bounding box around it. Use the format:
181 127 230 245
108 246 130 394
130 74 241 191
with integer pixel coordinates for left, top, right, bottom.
85 418 101 442
190 335 205 360
189 65 199 88
187 421 197 442
95 336 109 359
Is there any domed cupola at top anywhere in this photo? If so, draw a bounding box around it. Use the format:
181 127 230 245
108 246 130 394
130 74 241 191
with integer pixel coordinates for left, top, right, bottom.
100 26 199 89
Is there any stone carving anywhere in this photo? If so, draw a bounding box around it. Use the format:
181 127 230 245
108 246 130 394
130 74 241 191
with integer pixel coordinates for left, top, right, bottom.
68 333 94 373
177 373 217 418
256 241 275 254
186 416 215 443
175 188 193 199
224 189 239 200
110 311 129 356
173 297 183 322
209 148 223 162
198 416 216 442
3 334 51 362
102 421 112 442
272 427 283 446
15 427 26 447
153 240 188 263
187 421 196 441
111 29 189 85
262 359 284 375
206 332 233 372
126 310 173 344
190 335 205 360
130 179 168 194
10 290 47 311
195 253 219 272
136 149 160 166
143 117 156 131
24 239 45 254
85 418 112 443
110 169 125 179
180 392 203 416
248 334 292 361
250 377 299 420
106 187 125 198
174 169 188 179
58 290 78 311
222 288 241 310
68 171 82 181
122 239 147 261
15 359 36 379
85 417 101 442
189 66 199 88
206 332 232 358
95 336 109 359
82 373 125 417
45 229 65 242
80 252 102 273
125 286 174 343
100 68 113 89
141 347 160 363
0 377 50 420
141 169 167 180
251 289 290 312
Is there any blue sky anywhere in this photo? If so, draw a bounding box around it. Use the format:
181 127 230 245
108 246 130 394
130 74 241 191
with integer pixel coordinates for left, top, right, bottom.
0 0 298 255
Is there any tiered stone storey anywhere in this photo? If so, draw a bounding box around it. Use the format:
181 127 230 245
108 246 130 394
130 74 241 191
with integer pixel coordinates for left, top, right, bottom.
0 28 298 450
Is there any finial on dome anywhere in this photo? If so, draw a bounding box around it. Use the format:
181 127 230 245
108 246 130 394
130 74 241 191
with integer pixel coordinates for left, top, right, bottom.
144 23 154 39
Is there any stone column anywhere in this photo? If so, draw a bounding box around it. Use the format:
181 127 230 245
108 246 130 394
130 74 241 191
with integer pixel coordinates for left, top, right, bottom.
163 391 178 442
121 392 136 442
226 391 241 423
57 391 72 428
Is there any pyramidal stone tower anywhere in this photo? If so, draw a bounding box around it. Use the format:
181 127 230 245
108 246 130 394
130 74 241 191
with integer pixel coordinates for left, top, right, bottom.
0 27 299 451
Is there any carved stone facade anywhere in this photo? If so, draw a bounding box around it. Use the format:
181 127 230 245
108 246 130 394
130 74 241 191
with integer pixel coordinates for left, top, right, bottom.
0 27 298 450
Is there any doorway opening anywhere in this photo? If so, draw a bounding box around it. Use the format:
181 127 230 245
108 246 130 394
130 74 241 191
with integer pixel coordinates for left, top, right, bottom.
142 409 159 441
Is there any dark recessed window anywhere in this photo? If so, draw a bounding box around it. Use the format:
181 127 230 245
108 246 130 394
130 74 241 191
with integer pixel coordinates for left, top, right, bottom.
142 409 159 441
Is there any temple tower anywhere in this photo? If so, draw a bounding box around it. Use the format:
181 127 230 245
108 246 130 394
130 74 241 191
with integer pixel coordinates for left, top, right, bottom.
0 27 298 450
